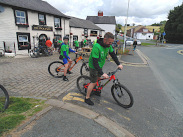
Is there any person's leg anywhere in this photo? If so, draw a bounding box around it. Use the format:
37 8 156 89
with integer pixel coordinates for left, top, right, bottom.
63 59 69 81
67 60 72 74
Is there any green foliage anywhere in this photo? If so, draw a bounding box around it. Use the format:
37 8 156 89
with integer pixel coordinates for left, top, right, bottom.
116 24 122 33
165 4 183 43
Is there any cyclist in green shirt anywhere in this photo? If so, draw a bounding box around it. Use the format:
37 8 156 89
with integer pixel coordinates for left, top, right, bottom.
60 36 77 81
85 32 123 105
83 39 87 47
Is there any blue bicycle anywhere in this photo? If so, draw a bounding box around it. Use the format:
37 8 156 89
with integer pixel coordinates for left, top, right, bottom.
30 45 52 58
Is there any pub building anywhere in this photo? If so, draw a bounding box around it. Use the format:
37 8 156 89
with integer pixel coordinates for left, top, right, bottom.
0 0 70 54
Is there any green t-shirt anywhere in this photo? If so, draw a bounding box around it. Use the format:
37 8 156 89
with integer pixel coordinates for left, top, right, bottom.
58 40 63 45
89 43 113 69
83 39 87 45
74 40 79 47
93 39 97 46
60 43 69 58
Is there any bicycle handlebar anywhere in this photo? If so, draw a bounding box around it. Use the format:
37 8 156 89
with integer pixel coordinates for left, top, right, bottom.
107 68 121 77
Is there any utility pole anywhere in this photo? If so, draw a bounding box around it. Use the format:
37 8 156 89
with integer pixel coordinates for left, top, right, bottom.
123 0 130 52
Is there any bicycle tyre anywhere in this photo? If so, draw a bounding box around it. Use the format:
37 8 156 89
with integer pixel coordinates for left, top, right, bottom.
77 75 91 95
0 84 9 112
80 61 89 75
30 47 39 58
48 61 64 78
111 83 133 108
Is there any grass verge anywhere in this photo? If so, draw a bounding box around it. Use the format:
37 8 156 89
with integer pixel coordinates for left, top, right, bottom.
141 43 155 46
0 97 48 136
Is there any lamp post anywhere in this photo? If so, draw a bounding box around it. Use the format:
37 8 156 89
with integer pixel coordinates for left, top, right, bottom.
123 0 130 52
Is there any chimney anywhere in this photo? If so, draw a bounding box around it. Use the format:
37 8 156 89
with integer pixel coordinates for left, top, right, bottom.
98 10 103 16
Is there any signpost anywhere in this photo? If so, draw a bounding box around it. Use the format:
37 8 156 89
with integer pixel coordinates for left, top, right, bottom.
162 32 166 44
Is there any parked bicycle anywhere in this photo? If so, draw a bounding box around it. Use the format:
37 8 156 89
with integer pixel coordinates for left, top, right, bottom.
0 48 5 57
77 68 134 108
0 84 9 112
48 53 89 78
30 45 53 58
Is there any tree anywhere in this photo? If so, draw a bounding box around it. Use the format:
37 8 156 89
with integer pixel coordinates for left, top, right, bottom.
116 24 122 33
165 4 183 43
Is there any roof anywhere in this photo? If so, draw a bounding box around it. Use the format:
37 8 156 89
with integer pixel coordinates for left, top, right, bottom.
86 16 116 24
135 27 153 33
69 17 104 30
0 0 70 18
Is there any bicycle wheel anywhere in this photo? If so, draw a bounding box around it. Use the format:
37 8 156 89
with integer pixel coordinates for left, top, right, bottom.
0 85 9 112
111 83 133 108
48 61 64 78
77 75 91 95
80 62 89 75
30 47 39 58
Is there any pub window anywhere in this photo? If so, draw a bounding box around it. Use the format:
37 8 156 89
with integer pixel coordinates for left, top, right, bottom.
84 29 88 36
18 35 28 42
90 30 97 36
39 14 46 25
54 18 61 28
17 33 30 50
15 10 26 24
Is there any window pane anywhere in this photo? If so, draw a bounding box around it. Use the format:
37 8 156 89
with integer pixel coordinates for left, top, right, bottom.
17 17 20 23
16 11 20 16
20 12 25 17
19 35 28 42
55 18 59 23
20 18 25 23
39 14 44 19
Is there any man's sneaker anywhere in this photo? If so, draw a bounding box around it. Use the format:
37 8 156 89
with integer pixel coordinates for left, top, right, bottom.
67 70 73 74
63 76 69 81
85 98 94 105
94 91 101 96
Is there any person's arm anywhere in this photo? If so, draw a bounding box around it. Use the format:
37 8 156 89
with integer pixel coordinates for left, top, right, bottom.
109 51 120 65
63 51 70 59
92 58 104 75
69 48 76 53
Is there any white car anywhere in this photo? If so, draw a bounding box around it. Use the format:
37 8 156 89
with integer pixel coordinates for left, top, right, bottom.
126 39 141 46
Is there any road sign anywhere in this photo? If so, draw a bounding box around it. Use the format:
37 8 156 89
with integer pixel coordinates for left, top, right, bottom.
162 32 166 36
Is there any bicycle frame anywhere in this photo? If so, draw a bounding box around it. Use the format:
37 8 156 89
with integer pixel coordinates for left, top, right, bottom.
57 54 85 72
84 74 116 92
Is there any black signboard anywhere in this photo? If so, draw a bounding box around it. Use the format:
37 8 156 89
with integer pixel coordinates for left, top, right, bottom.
32 25 53 31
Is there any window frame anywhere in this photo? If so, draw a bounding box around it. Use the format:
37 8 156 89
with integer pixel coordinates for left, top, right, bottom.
38 13 46 25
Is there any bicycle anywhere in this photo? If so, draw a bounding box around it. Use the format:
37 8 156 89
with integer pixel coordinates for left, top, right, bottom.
0 84 9 112
0 48 5 57
48 53 89 78
30 45 52 58
76 68 134 108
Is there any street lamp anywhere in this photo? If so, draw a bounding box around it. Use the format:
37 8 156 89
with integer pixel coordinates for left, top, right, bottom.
123 0 130 52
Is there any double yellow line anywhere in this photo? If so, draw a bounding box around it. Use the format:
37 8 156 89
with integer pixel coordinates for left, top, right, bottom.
177 50 183 55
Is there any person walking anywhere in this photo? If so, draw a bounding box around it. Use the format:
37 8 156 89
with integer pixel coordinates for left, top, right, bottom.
53 37 58 52
133 39 137 51
85 32 123 105
74 40 79 58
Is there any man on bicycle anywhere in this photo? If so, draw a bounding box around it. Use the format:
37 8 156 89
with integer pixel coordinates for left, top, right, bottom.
60 36 77 81
85 32 123 105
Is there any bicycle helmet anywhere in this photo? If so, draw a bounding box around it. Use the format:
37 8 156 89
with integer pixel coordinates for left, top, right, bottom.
63 36 69 40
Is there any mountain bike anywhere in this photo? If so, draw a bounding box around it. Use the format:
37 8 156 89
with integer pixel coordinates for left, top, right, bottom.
48 53 89 78
0 84 9 112
30 46 52 58
77 68 134 108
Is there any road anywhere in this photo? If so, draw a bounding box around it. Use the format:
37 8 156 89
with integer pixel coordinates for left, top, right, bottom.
61 44 183 136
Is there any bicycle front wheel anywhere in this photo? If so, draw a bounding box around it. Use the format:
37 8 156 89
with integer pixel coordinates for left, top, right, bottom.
111 83 133 108
80 62 89 75
0 85 9 112
48 61 64 78
77 75 91 95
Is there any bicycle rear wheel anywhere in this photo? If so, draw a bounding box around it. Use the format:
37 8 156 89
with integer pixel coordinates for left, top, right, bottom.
77 75 91 95
30 47 39 58
0 85 9 112
111 83 133 108
48 61 64 78
80 61 89 75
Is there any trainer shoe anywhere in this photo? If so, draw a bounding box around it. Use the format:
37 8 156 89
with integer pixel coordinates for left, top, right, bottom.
63 76 69 81
85 98 94 105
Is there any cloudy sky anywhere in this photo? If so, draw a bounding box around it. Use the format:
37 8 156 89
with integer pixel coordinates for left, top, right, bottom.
44 0 182 26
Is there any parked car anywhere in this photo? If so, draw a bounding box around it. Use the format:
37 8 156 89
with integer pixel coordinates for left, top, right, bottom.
126 39 141 46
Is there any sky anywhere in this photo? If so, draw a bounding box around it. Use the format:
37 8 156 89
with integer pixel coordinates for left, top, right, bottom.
44 0 183 26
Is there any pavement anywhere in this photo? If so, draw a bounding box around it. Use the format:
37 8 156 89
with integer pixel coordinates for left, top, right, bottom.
0 50 147 137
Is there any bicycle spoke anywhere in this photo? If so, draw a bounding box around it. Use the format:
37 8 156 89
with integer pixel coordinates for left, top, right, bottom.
48 61 64 78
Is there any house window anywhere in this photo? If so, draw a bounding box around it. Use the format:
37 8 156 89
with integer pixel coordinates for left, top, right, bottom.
17 33 30 50
90 30 97 36
54 18 61 28
84 29 88 36
15 10 26 24
39 14 46 25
